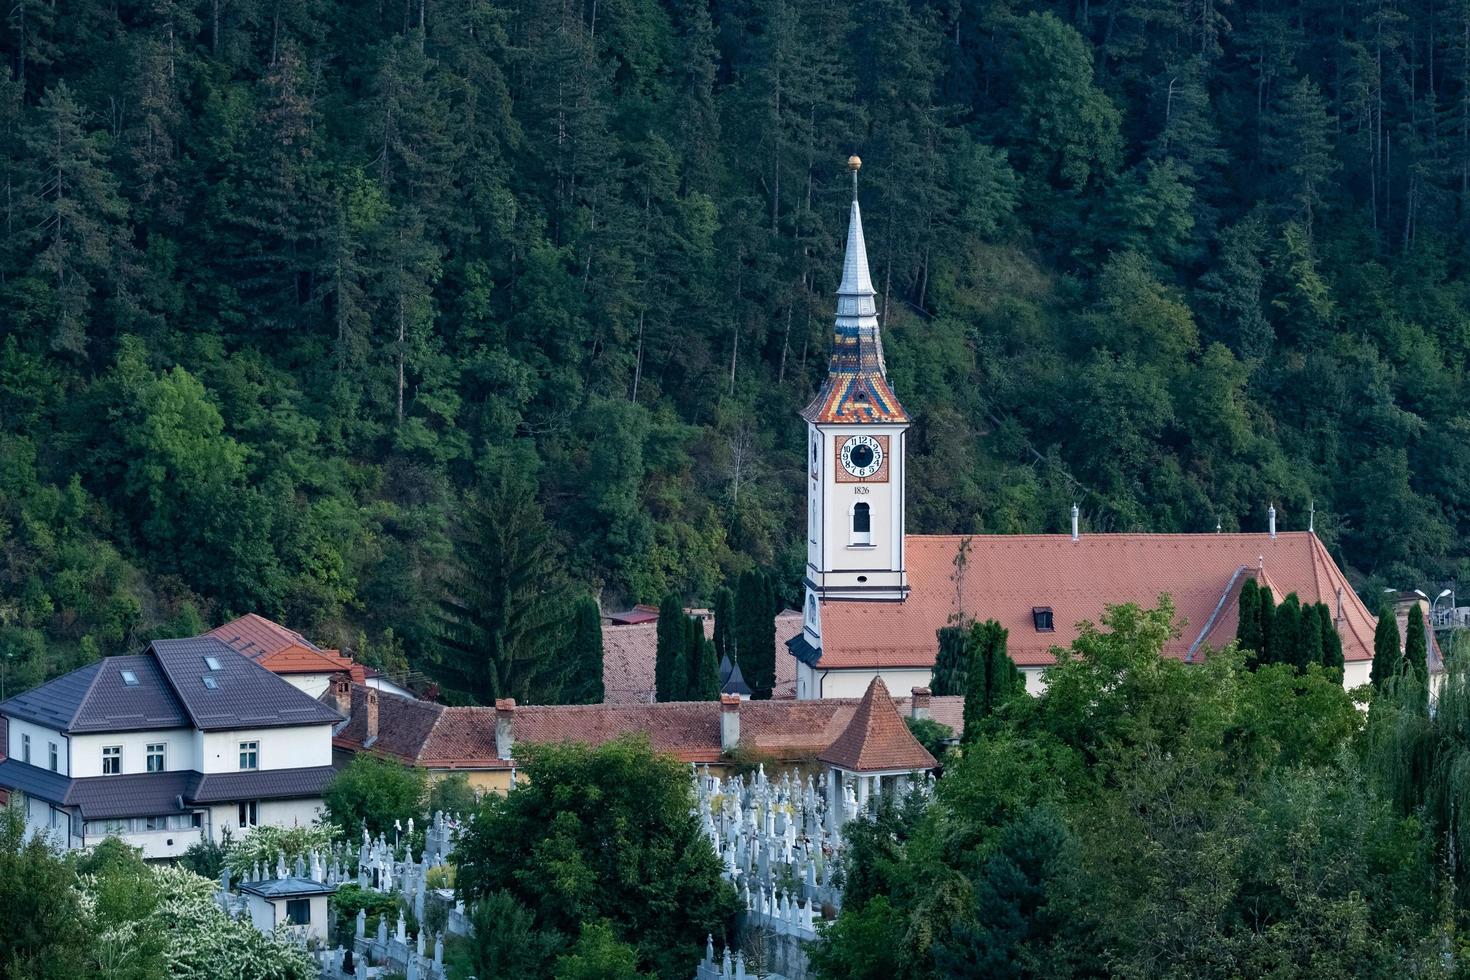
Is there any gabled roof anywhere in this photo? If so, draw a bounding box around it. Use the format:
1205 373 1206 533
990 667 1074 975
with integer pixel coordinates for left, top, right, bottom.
151 637 343 731
0 662 104 731
208 613 322 660
811 532 1377 670
816 677 936 773
0 655 190 734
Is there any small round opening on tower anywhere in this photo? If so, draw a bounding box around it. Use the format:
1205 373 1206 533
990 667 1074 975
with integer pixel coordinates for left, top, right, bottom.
857 575 868 583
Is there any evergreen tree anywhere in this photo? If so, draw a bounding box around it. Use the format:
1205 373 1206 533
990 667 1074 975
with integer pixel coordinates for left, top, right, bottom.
684 615 719 701
931 624 969 697
565 594 604 705
1372 603 1402 691
1299 597 1325 674
962 619 1020 743
432 466 569 705
713 587 735 667
736 570 777 700
1317 603 1344 681
655 594 684 702
1237 578 1262 663
1405 605 1428 687
1258 587 1277 664
1270 593 1303 672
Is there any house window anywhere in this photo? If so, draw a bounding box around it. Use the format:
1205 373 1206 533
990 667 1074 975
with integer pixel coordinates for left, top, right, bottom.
239 741 259 770
285 899 312 925
851 502 871 545
238 801 258 828
146 743 166 772
49 742 59 772
1032 607 1055 632
102 745 122 775
143 815 166 831
120 670 139 686
21 734 30 764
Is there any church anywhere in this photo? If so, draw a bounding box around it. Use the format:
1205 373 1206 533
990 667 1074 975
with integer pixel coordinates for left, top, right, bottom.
787 159 1378 699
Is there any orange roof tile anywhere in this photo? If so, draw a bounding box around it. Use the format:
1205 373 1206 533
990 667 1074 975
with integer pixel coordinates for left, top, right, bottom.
816 532 1376 670
817 677 937 773
209 613 322 660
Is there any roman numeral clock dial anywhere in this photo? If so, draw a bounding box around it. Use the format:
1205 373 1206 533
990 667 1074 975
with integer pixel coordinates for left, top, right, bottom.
839 434 884 478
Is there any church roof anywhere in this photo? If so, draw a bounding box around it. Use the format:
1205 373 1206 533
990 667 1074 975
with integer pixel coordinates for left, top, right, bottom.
802 173 909 425
809 532 1376 670
817 677 937 773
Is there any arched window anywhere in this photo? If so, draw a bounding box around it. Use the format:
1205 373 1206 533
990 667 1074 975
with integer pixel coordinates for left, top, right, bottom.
852 502 871 545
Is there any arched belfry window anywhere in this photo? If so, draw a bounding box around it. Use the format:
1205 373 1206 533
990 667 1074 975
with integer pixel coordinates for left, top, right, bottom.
852 502 871 545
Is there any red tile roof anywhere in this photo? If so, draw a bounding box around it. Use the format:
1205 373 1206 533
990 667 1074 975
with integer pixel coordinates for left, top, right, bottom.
328 684 962 770
602 609 801 704
817 677 937 773
816 532 1376 669
209 614 365 682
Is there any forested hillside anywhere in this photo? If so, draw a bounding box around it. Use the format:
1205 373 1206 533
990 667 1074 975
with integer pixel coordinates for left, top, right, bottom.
2 0 1468 692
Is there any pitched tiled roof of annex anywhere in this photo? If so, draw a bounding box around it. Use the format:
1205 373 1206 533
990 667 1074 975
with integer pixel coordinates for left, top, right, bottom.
188 765 337 803
815 532 1377 670
258 644 366 682
383 690 965 769
817 678 937 773
0 662 103 731
327 684 445 764
208 613 322 660
150 637 342 731
602 609 802 705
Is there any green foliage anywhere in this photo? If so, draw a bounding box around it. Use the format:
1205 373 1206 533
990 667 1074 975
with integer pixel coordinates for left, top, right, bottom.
930 625 968 697
735 569 777 700
1373 604 1402 691
225 823 337 878
177 827 230 882
565 593 605 705
684 614 719 701
655 593 684 702
552 921 653 980
1405 605 1428 686
1236 578 1262 661
0 805 90 977
329 884 401 949
426 773 478 817
466 891 561 980
713 587 735 667
455 735 737 978
905 717 955 762
433 464 570 704
961 619 1021 742
322 754 428 838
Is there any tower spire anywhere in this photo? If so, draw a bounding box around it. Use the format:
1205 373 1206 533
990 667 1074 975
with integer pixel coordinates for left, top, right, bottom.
801 156 908 424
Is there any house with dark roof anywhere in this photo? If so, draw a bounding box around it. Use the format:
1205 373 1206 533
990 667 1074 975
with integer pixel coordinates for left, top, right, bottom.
0 637 342 859
789 165 1380 699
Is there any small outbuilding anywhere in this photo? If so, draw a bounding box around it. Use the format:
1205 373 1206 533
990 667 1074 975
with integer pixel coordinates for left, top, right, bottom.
238 876 336 942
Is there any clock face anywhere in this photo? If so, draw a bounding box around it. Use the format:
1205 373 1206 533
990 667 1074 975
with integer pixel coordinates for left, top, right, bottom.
840 434 884 478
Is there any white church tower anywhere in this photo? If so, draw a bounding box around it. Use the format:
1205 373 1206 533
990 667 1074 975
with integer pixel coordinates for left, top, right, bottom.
794 157 909 690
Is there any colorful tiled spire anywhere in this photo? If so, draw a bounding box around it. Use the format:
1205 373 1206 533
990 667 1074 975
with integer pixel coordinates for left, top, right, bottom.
802 159 910 424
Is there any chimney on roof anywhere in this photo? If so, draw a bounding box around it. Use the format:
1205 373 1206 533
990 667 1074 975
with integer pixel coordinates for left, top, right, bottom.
331 675 351 716
1268 503 1277 540
1309 500 1315 534
910 687 931 721
365 689 379 747
720 694 741 752
1070 503 1079 542
495 699 516 760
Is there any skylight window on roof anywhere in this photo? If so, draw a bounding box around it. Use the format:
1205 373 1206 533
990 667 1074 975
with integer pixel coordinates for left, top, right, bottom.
1032 607 1055 632
204 656 222 671
202 676 219 690
120 670 139 686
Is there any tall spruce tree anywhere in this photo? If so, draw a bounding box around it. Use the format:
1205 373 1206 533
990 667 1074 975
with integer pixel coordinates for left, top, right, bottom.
961 619 1020 743
564 594 604 704
1405 605 1428 686
1317 603 1344 681
433 466 569 704
1237 578 1262 663
1372 603 1402 690
655 594 684 702
931 624 969 696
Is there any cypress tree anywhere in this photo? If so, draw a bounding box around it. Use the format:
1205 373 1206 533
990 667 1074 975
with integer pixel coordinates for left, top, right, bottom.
655 594 684 702
1405 605 1428 685
931 624 969 697
564 593 604 704
1317 603 1344 681
961 620 1020 744
1372 602 1401 690
685 616 720 701
736 570 777 700
1298 596 1324 675
1272 594 1303 671
713 587 735 667
1237 578 1262 665
1258 586 1276 665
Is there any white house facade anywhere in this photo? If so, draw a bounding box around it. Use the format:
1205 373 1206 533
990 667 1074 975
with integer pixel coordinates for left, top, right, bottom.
0 637 341 859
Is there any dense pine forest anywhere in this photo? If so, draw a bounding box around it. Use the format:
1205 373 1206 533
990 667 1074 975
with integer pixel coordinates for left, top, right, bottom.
2 0 1469 692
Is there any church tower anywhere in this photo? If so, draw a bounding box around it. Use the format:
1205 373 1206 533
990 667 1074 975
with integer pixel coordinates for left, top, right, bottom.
797 157 910 668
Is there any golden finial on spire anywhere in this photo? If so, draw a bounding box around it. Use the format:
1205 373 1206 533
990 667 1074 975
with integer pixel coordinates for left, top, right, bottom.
847 154 862 171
